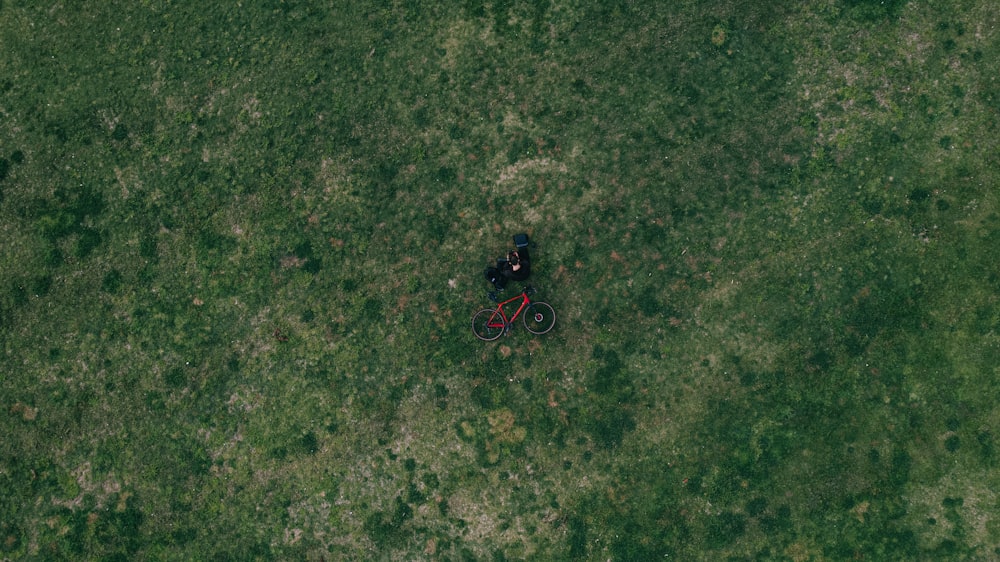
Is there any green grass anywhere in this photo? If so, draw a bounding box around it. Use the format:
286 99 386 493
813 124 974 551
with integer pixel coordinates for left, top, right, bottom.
2 1 999 559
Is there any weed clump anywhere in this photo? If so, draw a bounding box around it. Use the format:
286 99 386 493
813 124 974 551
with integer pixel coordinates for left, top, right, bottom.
365 496 413 546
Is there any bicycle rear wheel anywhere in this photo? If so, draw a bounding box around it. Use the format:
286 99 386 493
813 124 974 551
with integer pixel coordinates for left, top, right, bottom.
523 302 555 334
472 308 505 341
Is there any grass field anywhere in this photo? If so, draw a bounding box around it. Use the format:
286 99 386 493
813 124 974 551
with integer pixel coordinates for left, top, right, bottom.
2 1 999 559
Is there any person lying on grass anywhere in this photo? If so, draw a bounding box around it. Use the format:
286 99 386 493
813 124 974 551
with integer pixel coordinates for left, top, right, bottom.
484 248 530 290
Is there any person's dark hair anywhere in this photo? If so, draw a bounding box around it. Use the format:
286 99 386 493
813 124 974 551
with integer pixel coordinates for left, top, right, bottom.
508 252 519 266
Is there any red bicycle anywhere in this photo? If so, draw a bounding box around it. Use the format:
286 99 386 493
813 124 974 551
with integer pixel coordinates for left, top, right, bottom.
472 286 556 341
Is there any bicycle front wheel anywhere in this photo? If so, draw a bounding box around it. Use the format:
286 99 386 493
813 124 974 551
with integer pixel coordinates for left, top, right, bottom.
523 302 556 334
472 309 505 341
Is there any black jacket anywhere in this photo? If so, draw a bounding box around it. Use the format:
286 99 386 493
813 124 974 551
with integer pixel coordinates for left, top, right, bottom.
501 250 530 281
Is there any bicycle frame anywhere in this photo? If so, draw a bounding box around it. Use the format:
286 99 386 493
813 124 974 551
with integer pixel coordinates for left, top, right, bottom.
486 291 534 330
473 285 554 340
